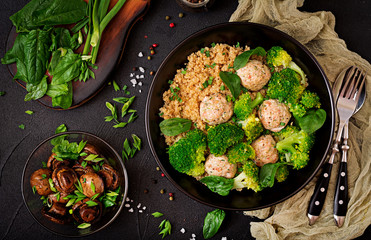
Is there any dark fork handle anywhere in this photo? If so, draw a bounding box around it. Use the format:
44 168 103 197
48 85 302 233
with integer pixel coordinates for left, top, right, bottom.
334 162 348 217
308 162 333 220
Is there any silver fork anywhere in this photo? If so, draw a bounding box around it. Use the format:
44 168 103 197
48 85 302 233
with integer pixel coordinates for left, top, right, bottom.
307 66 366 225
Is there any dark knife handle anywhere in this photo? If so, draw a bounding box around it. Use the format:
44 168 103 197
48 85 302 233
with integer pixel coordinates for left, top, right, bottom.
308 162 333 216
334 162 348 217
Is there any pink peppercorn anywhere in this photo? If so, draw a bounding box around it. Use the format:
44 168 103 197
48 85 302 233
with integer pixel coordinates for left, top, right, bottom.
169 23 175 28
169 193 173 197
161 173 165 177
152 43 158 48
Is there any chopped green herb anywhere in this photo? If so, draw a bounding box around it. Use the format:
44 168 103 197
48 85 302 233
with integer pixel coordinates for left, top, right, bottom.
168 80 173 85
122 85 130 95
86 200 98 207
81 161 87 168
159 112 164 116
205 51 210 57
48 178 57 192
128 113 138 123
106 191 119 197
69 209 73 214
280 122 286 126
41 174 47 179
32 186 37 194
121 96 135 117
113 97 129 104
56 192 60 201
152 212 164 217
113 122 127 128
211 43 216 47
41 161 47 168
92 165 100 172
159 219 172 239
236 42 240 48
205 63 216 69
0 91 5 96
200 48 205 54
25 110 34 115
91 193 100 200
91 181 95 193
77 223 91 229
181 68 187 74
220 85 225 91
19 124 25 130
222 52 226 55
112 80 120 91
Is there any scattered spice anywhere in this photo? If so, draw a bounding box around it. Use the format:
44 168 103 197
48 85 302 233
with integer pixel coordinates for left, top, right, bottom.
156 167 160 171
144 35 148 38
160 189 165 194
25 110 34 115
178 13 184 18
152 43 158 48
19 124 25 130
150 71 155 76
132 67 137 71
150 50 155 55
169 196 174 201
169 23 175 28
165 16 170 20
169 193 173 197
161 173 165 177
147 56 152 60
138 52 143 57
144 189 149 194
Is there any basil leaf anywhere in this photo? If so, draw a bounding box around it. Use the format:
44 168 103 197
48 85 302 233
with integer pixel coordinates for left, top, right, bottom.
199 176 234 196
233 46 267 70
159 118 192 136
46 83 69 98
259 163 285 188
203 209 226 239
51 81 73 109
219 71 241 99
2 29 51 85
51 49 82 85
10 0 87 33
24 75 48 101
295 108 326 134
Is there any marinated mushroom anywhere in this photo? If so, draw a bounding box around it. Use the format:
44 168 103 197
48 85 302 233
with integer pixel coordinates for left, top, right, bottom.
80 172 105 198
79 144 100 162
47 153 70 170
72 163 94 177
52 166 78 193
41 202 70 224
30 168 53 196
98 163 119 190
49 191 69 204
72 199 102 224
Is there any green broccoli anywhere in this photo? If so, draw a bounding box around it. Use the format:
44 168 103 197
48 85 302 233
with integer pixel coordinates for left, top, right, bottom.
234 92 264 120
232 160 261 192
168 129 207 177
275 126 315 170
275 164 289 182
227 142 255 164
266 46 292 68
300 90 321 109
236 113 264 144
288 61 307 86
207 123 244 156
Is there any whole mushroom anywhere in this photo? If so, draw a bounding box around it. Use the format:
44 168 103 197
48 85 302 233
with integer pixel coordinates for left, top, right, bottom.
80 172 105 198
41 202 70 224
47 153 70 170
72 162 94 177
72 199 102 224
98 163 120 190
49 191 69 204
30 168 53 196
52 166 78 193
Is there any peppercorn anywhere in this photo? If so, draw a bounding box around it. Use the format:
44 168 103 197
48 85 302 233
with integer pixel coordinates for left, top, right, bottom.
179 13 184 18
150 50 155 55
144 35 148 38
144 189 149 194
156 167 160 171
169 196 174 201
161 173 165 177
132 67 137 71
165 16 170 20
152 43 158 48
150 71 155 76
147 56 151 60
169 193 173 197
169 23 175 28
160 189 165 194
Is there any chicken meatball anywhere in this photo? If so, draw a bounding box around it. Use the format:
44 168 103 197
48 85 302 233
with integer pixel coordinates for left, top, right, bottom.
251 135 279 167
200 93 233 125
204 154 237 179
236 60 271 91
258 99 291 132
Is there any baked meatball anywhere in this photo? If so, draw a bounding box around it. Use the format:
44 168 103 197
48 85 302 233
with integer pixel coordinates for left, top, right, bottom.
200 93 233 125
236 60 271 91
258 99 291 132
204 154 237 179
251 135 279 167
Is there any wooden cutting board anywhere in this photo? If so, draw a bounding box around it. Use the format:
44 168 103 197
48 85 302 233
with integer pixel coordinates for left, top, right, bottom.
5 0 151 110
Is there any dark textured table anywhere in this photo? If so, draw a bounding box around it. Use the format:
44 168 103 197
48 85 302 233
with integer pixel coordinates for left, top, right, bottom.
0 0 370 239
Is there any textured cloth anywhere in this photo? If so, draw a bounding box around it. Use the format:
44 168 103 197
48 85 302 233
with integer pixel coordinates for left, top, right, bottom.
230 0 371 239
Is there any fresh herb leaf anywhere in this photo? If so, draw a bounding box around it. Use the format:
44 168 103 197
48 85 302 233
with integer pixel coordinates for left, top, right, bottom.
86 200 98 207
81 161 88 168
295 109 326 134
77 223 91 229
51 49 82 85
121 96 135 117
205 63 216 69
112 80 120 91
41 161 47 168
219 71 241 99
91 193 100 200
48 178 57 192
50 28 79 51
236 42 240 48
113 122 127 128
220 85 225 91
77 140 87 153
113 97 129 104
158 220 171 239
205 51 210 57
203 209 226 239
199 176 234 196
0 91 5 96
18 124 25 130
181 68 187 74
91 181 96 193
41 174 47 179
259 163 286 188
152 212 163 218
25 110 34 115
211 42 216 47
233 46 266 70
51 81 73 109
32 186 37 194
24 75 48 101
127 113 138 123
132 134 141 151
159 118 192 136
46 83 69 98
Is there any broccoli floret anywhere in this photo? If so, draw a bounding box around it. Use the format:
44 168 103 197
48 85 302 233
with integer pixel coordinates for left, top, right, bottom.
236 113 264 144
266 46 292 68
275 127 315 170
288 103 306 118
207 123 244 156
227 142 255 164
275 164 289 182
234 92 264 120
169 129 207 177
288 61 307 86
300 90 321 109
232 160 261 192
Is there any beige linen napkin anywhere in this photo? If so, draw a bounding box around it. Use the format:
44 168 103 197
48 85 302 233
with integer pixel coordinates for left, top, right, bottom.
230 0 371 239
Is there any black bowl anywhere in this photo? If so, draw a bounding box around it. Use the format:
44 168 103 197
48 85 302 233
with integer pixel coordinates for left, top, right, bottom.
22 131 128 237
145 22 335 210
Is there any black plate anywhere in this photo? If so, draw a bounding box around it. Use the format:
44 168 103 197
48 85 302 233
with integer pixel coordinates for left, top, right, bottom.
145 22 335 210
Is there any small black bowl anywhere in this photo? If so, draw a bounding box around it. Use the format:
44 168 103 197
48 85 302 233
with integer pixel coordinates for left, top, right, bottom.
22 131 128 237
145 22 335 210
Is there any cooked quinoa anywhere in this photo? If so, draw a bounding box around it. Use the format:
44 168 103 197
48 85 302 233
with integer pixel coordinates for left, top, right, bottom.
160 43 247 145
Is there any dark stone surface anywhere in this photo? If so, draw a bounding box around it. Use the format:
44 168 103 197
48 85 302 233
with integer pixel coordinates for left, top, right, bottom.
0 0 369 239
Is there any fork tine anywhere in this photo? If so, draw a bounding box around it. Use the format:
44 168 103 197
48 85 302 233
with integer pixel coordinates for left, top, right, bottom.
350 70 364 99
339 66 356 98
353 72 366 102
345 68 359 98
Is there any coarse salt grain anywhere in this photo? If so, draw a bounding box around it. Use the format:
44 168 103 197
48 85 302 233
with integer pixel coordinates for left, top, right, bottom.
139 90 142 93
139 210 143 213
180 228 185 233
137 203 141 208
138 82 142 86
130 79 137 85
192 234 196 238
139 67 145 73
140 75 144 78
124 204 130 207
142 206 146 210
136 75 140 79
128 208 134 212
130 73 134 77
126 197 130 202
221 237 227 240
130 200 133 202
138 52 143 57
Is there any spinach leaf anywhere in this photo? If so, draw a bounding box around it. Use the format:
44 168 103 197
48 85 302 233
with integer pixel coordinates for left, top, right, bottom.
295 109 326 134
233 47 267 70
51 123 67 146
50 28 79 51
203 209 226 239
51 49 82 85
52 81 73 109
48 50 63 75
259 162 285 188
200 176 234 196
219 71 241 99
24 75 48 101
159 118 192 136
2 29 51 85
46 83 69 98
9 0 87 33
